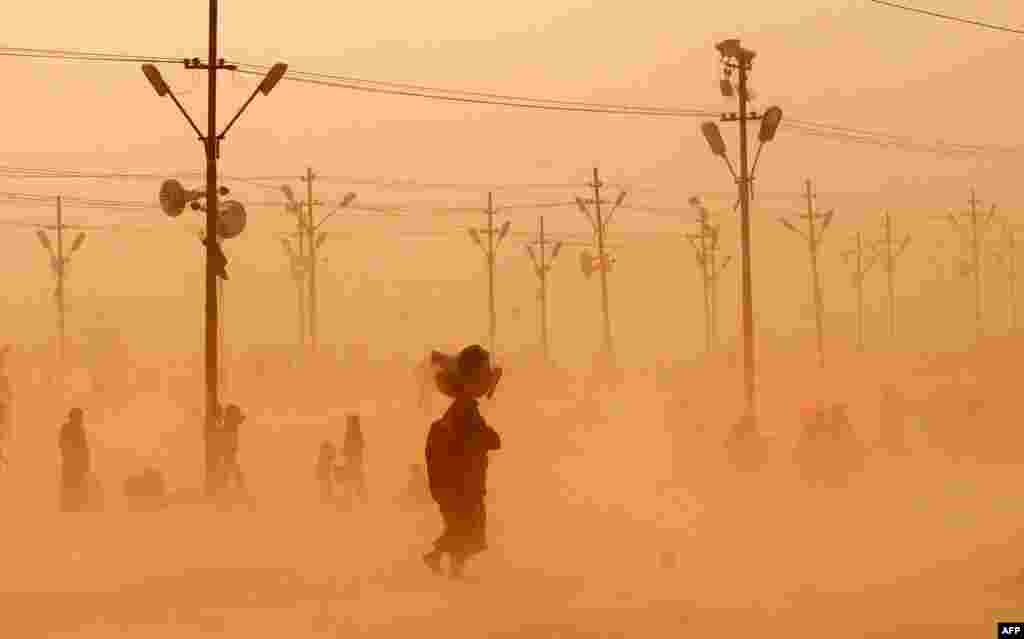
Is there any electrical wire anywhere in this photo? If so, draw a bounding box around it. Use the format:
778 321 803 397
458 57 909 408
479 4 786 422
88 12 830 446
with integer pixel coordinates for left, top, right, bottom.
236 63 708 116
0 46 183 64
866 0 1024 35
235 68 714 118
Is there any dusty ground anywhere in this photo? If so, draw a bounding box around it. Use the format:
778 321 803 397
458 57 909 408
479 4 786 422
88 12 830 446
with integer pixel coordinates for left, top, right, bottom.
2 351 1023 638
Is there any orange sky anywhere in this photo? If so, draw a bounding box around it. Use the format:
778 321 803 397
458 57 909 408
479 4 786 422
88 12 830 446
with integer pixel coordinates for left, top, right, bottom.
1 0 1022 363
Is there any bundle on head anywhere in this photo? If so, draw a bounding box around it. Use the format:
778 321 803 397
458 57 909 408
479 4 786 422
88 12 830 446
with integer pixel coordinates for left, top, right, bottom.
430 345 503 399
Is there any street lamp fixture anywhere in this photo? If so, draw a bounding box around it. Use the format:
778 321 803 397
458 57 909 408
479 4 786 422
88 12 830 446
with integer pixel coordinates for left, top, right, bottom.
701 38 783 425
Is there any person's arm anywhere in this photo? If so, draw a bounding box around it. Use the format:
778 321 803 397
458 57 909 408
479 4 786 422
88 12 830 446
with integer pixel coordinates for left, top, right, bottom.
480 423 501 451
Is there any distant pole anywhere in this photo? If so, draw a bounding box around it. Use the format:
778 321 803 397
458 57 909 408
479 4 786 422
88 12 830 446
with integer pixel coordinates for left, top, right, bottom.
945 190 995 344
56 196 65 371
296 220 307 352
539 216 549 361
527 216 562 363
468 193 509 357
803 180 826 369
487 192 496 356
1008 223 1018 332
969 188 983 340
686 199 728 354
855 232 866 350
593 169 614 363
780 181 832 368
884 212 895 340
304 167 320 354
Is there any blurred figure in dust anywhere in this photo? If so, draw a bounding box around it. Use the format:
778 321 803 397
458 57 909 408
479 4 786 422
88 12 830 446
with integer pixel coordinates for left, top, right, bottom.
338 414 367 504
219 404 247 495
315 440 339 503
59 408 91 512
422 345 503 579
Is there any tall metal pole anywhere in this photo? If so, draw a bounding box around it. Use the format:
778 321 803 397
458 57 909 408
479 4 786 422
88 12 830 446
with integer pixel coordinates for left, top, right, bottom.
1009 223 1018 333
539 216 549 362
737 59 755 419
884 212 896 340
56 196 65 371
203 0 221 492
306 167 319 354
296 225 307 352
487 192 496 356
805 180 825 369
698 209 713 354
592 168 614 364
969 188 983 340
856 232 865 351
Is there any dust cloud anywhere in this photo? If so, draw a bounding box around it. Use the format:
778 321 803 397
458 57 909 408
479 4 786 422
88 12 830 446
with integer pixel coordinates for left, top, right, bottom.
1 335 1022 639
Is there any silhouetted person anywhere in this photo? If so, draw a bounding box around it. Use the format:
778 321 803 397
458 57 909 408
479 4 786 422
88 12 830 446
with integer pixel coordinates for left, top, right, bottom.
218 404 246 495
422 345 503 579
59 408 91 512
337 414 367 504
315 440 339 503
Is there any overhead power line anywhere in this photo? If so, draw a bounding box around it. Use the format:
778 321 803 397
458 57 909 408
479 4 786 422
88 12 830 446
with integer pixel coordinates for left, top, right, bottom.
866 0 1024 35
234 67 714 118
0 46 182 64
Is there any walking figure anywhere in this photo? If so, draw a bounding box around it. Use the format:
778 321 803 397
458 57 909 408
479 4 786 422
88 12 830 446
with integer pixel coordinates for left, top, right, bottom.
337 414 368 504
422 345 503 580
218 404 247 496
315 440 339 503
59 408 91 512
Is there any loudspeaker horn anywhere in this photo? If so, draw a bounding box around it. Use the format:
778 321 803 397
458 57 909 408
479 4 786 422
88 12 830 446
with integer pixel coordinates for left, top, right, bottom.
217 200 247 239
159 179 203 217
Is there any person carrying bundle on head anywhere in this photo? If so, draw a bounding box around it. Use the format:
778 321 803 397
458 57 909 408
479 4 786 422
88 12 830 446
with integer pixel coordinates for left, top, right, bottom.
422 345 503 580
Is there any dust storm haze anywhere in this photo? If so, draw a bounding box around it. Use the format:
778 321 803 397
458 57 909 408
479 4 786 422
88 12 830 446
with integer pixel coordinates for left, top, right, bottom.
2 1 1024 637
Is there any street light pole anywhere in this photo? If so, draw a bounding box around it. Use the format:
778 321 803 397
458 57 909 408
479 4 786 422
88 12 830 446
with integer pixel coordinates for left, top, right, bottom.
702 39 783 424
141 8 287 494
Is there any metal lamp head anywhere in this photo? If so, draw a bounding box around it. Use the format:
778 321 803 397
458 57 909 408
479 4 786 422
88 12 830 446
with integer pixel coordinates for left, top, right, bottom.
701 122 727 157
141 64 169 97
258 63 288 96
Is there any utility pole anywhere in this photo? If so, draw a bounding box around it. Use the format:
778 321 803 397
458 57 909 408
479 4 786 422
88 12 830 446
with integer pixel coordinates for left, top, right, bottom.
779 180 834 369
842 232 877 352
702 39 783 423
56 196 65 369
468 193 510 356
141 3 287 494
875 212 911 342
302 167 322 354
992 218 1018 334
35 196 86 377
576 168 627 370
686 196 732 353
1005 221 1018 333
943 189 996 342
526 216 563 362
282 173 355 356
277 228 306 353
